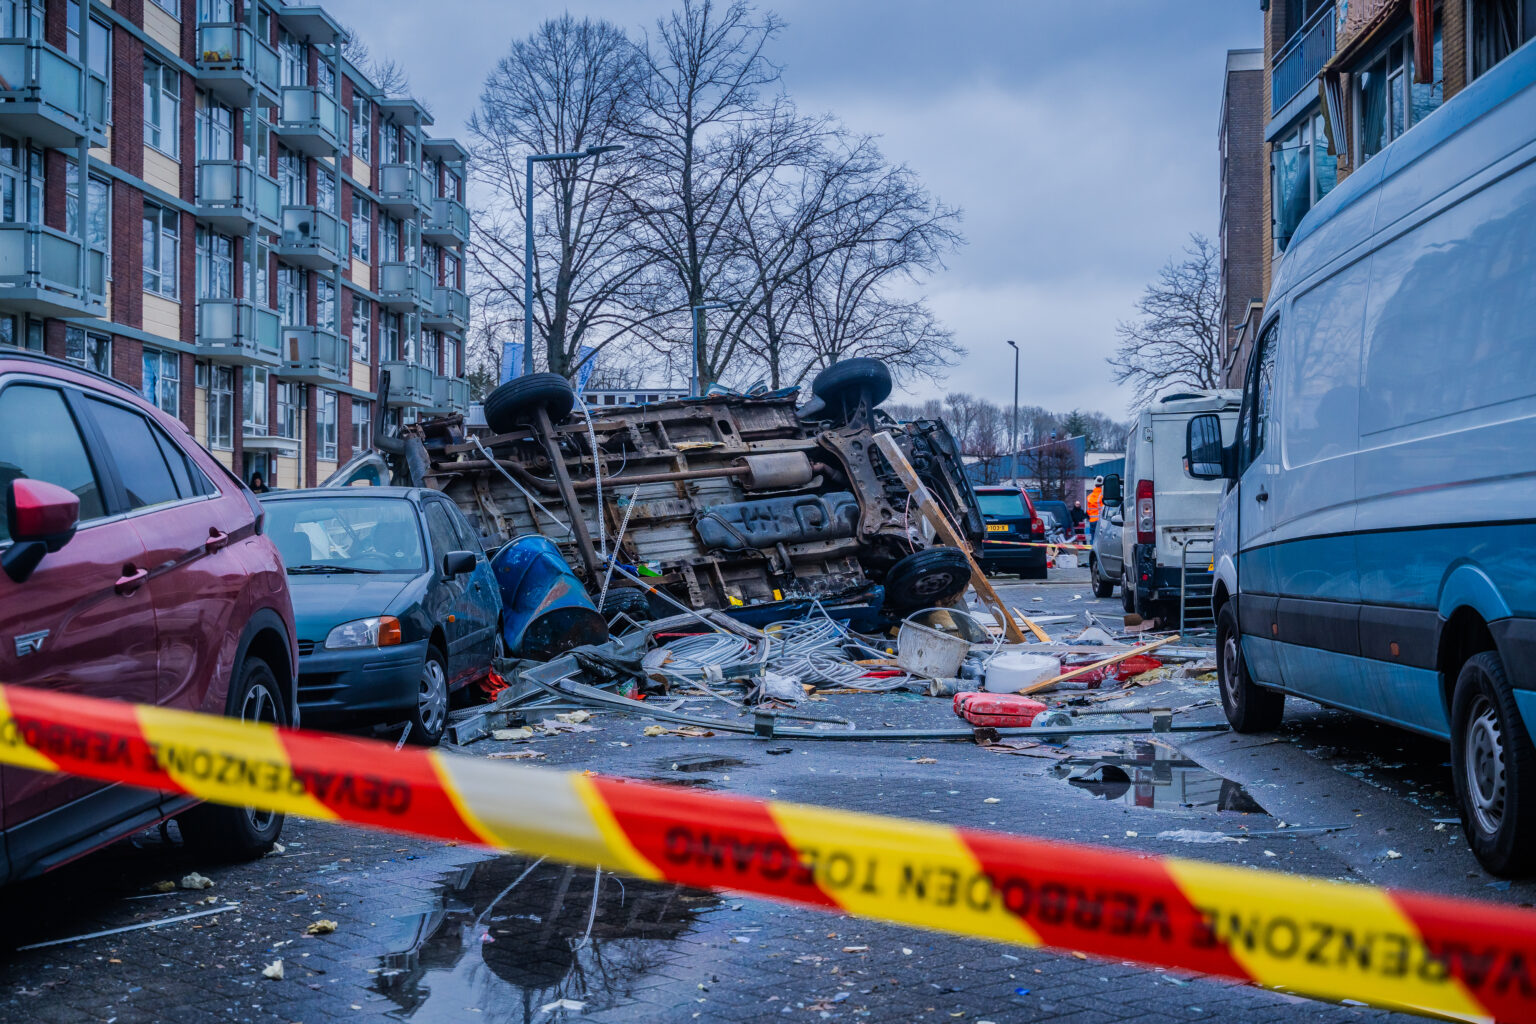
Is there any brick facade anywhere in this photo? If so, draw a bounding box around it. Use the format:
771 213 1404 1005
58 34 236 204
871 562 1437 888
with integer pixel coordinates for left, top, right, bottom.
1218 50 1265 388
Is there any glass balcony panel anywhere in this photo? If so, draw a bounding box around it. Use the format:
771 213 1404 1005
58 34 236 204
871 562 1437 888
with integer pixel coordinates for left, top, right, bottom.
256 175 280 222
254 41 279 84
197 24 244 65
37 47 82 111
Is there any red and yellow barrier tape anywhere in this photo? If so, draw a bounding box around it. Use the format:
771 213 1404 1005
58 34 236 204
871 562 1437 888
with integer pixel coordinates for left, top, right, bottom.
1 682 1532 1022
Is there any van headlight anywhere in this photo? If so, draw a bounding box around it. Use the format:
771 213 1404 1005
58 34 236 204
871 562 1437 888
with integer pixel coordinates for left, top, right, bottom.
325 615 403 649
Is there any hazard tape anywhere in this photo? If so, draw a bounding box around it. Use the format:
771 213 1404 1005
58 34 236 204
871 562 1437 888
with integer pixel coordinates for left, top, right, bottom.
984 538 1094 551
0 682 1532 1022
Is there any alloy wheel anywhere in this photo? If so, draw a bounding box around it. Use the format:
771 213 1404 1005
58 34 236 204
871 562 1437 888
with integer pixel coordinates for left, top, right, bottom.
238 681 280 834
1465 693 1507 837
419 658 449 735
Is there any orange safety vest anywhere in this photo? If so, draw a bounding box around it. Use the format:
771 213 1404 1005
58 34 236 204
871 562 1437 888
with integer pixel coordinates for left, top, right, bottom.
1086 487 1103 522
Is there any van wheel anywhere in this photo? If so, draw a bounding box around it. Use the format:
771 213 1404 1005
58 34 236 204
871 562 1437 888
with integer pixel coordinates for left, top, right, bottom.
1217 603 1283 733
884 547 971 611
483 373 576 434
1089 557 1114 599
1451 652 1536 877
1121 571 1135 614
177 657 286 860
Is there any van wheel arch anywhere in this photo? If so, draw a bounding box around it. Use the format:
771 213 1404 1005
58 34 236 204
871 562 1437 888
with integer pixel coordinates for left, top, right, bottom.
1212 581 1230 623
1438 606 1497 720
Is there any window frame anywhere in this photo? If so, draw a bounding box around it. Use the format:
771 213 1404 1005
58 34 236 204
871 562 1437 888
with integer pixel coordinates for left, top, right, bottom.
142 57 181 157
196 226 233 301
276 380 300 440
243 364 270 436
350 295 371 362
1352 22 1445 166
351 397 371 452
142 203 180 299
64 327 111 376
140 347 181 418
351 193 371 261
149 0 180 17
65 158 111 279
0 382 110 542
351 94 371 161
208 363 234 451
317 388 338 460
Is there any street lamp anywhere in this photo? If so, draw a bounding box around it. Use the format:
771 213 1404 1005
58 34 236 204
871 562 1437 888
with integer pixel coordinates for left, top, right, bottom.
691 300 734 397
522 144 626 377
1006 339 1019 486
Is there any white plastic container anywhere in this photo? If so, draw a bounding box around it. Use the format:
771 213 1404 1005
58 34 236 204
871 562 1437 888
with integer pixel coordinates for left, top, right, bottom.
982 651 1062 692
897 619 971 679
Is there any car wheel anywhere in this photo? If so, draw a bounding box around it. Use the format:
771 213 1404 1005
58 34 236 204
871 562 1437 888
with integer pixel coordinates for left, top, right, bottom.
809 358 892 424
1121 571 1135 614
177 656 286 860
483 373 576 434
1216 603 1284 733
1451 651 1536 877
408 648 450 747
884 547 972 612
1090 557 1114 599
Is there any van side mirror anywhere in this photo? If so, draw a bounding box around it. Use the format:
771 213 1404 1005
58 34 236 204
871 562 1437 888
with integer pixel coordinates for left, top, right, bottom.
442 550 477 578
1101 474 1122 506
1186 414 1228 480
3 478 80 583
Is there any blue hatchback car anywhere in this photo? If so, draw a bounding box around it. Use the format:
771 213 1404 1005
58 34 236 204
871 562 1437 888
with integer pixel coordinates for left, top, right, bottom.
259 488 502 746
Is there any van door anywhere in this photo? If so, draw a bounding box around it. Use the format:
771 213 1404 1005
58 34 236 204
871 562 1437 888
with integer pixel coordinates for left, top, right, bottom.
1235 322 1284 686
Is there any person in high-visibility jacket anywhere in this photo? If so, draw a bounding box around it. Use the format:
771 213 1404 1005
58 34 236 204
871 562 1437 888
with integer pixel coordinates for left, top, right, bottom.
1086 477 1104 542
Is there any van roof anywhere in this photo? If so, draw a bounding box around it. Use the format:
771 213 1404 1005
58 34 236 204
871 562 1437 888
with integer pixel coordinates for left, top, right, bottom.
1147 389 1241 414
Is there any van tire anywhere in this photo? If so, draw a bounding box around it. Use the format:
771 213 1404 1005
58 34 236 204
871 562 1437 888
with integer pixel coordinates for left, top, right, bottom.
600 587 652 623
1089 557 1115 598
1121 571 1135 613
811 357 892 408
177 657 286 860
884 547 971 611
1217 603 1283 733
1450 651 1536 877
484 373 576 434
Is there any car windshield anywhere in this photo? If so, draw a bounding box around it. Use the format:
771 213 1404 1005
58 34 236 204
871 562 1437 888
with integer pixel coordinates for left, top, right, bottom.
263 496 425 574
977 492 1026 517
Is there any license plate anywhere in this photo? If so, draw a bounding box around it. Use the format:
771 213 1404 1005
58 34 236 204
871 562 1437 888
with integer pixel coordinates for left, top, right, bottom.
986 524 1008 533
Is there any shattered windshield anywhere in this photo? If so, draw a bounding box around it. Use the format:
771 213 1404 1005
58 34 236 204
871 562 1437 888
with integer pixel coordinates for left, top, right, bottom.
263 497 425 574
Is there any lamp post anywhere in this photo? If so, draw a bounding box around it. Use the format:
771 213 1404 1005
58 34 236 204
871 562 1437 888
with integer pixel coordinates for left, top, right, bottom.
522 144 625 377
691 301 733 397
1006 339 1019 486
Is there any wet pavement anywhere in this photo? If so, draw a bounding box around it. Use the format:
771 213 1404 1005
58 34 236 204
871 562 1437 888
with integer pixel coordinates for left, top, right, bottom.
0 569 1527 1022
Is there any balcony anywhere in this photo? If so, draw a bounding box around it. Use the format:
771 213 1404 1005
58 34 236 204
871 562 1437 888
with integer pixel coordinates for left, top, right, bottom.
421 285 468 331
0 224 105 318
381 359 433 407
1272 4 1336 116
196 299 280 366
377 261 431 310
195 22 279 106
196 161 281 234
0 38 108 149
277 86 341 157
422 197 469 245
376 163 429 214
425 374 470 416
281 325 347 385
277 206 348 269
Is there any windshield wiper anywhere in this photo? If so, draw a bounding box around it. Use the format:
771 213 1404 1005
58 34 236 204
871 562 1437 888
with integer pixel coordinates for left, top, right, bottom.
286 563 385 574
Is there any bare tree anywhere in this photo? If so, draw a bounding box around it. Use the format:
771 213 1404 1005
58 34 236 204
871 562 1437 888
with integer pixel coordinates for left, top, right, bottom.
1022 437 1080 502
340 25 411 94
468 15 657 380
1108 234 1224 407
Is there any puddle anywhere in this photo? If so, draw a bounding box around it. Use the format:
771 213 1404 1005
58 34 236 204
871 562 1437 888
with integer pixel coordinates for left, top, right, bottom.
1052 740 1268 815
375 856 718 1021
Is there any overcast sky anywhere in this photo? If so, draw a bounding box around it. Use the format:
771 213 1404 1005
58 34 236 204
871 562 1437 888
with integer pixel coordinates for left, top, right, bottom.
321 1 1260 419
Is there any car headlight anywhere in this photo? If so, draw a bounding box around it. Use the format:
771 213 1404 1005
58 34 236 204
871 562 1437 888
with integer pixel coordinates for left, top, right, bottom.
324 615 403 649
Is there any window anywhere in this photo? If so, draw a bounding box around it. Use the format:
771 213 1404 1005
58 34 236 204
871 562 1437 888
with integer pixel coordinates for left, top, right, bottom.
278 146 305 205
383 312 401 361
85 398 184 511
142 204 179 298
351 94 371 161
0 134 42 224
317 277 336 331
208 364 234 450
277 264 306 325
1354 24 1443 165
143 58 180 157
149 0 180 17
445 168 462 202
1271 112 1337 253
1471 0 1536 80
276 381 300 439
198 0 234 22
421 329 439 373
196 228 233 300
249 241 270 308
443 251 461 289
142 349 180 418
351 296 371 361
64 328 111 376
352 398 371 452
65 159 110 277
380 123 399 165
243 365 269 436
1242 323 1277 470
380 215 400 262
351 194 370 260
196 95 233 161
317 389 337 460
0 385 106 542
278 31 305 88
424 500 462 560
317 169 335 211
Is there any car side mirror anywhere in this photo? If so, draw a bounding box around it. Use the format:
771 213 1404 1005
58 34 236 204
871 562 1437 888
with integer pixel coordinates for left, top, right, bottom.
1186 414 1229 480
3 479 80 583
442 550 476 578
1101 473 1122 506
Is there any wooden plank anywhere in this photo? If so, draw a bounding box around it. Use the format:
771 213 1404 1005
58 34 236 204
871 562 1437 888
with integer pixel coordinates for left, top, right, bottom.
1013 608 1051 644
1016 634 1181 695
871 432 1028 644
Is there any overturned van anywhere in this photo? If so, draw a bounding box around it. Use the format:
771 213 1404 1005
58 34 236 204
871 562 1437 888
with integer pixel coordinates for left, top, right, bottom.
347 358 982 624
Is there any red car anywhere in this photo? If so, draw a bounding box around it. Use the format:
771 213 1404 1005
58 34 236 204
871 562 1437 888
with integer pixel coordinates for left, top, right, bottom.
0 351 297 882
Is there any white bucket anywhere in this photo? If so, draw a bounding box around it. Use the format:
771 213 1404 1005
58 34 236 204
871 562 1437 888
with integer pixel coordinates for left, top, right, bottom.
983 651 1062 691
897 618 972 679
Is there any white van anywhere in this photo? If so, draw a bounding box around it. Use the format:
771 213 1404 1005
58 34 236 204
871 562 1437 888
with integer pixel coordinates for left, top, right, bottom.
1100 391 1240 625
1188 39 1536 875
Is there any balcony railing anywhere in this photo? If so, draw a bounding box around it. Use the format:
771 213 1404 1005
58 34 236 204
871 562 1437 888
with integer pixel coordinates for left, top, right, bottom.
1272 4 1336 115
0 223 105 318
197 298 281 366
281 325 347 385
427 374 470 415
377 261 432 309
423 196 469 243
422 284 469 330
278 85 341 155
376 163 429 212
197 161 281 232
0 37 108 148
277 205 347 268
381 359 434 407
195 22 279 103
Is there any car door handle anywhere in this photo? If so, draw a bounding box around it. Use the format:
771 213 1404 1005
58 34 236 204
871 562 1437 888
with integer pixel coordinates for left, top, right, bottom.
206 528 230 552
115 565 148 595
1255 489 1269 503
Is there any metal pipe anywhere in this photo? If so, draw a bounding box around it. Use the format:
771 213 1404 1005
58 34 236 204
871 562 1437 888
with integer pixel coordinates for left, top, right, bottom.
436 458 751 492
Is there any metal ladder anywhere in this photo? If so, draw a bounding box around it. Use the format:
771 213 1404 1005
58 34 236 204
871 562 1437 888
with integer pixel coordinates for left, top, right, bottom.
1172 529 1216 633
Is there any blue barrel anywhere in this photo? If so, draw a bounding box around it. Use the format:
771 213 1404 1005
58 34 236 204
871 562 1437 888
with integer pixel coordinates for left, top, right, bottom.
491 536 609 659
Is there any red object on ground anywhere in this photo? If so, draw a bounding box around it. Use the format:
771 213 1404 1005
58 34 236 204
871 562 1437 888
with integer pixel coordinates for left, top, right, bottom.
480 669 510 700
953 693 1049 728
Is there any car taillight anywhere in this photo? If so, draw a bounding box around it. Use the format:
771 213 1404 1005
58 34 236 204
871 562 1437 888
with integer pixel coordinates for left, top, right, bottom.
1030 516 1044 537
1136 479 1155 545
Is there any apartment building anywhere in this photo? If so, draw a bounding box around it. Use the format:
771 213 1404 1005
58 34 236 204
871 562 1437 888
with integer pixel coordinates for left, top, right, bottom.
1217 48 1265 387
0 0 470 490
1232 0 1535 374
